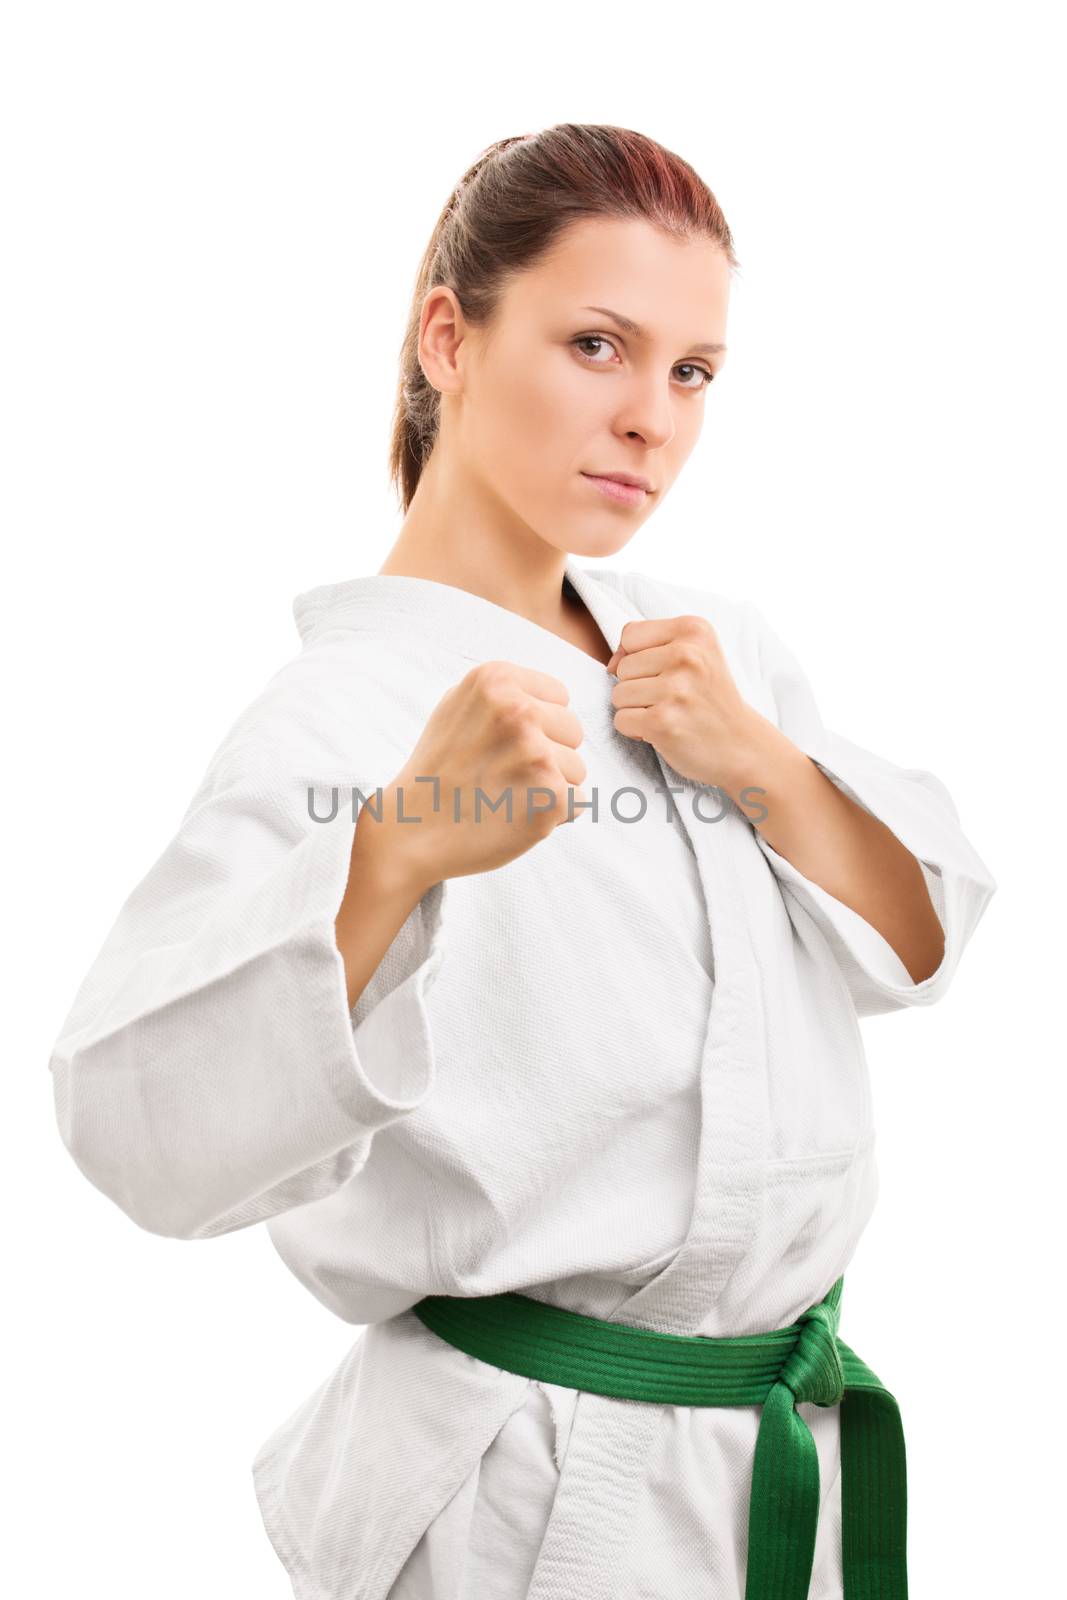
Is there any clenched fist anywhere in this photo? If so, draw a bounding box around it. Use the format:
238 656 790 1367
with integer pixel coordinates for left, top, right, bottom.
367 660 589 894
606 613 760 789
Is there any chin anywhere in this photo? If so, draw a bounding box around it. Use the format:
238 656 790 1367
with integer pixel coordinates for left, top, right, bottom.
561 529 641 562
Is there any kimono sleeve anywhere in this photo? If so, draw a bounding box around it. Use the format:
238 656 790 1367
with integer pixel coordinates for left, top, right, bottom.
740 600 997 1018
48 687 447 1242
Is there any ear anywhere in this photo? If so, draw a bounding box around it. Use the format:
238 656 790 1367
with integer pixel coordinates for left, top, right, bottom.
419 285 467 395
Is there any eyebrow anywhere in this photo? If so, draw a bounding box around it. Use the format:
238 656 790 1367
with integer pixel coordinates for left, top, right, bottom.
580 304 727 356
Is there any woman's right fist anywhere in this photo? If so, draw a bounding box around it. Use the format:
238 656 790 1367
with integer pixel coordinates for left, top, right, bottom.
360 660 588 892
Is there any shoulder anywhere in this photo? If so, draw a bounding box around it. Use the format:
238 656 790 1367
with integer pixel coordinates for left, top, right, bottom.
580 563 755 630
195 629 422 804
576 564 808 724
579 562 767 663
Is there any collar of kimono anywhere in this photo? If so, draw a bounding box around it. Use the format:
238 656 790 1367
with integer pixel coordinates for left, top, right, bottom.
411 1276 907 1600
292 554 636 680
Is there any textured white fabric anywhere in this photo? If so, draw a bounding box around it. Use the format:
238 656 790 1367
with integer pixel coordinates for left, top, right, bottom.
48 557 997 1599
388 625 714 1600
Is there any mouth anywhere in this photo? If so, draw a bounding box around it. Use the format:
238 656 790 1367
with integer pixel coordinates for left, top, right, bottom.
581 472 652 507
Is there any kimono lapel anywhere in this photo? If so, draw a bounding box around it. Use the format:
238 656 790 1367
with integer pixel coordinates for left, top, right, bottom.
528 562 775 1599
562 559 771 1326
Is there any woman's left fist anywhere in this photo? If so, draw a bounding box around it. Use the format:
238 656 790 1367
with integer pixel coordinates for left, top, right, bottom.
605 613 760 789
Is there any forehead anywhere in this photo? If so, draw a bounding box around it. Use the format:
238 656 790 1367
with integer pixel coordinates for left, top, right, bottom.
506 215 730 333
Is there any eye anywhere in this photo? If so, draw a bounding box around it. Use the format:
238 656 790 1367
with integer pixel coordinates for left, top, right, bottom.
572 335 617 364
673 362 715 390
571 336 715 390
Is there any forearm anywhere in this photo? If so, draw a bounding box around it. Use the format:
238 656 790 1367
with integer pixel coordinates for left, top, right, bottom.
720 712 945 983
334 805 437 1012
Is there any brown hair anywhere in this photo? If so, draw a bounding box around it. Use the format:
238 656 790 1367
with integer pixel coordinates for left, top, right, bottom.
388 122 739 512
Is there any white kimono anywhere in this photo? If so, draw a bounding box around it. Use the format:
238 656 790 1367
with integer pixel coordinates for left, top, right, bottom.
48 558 997 1600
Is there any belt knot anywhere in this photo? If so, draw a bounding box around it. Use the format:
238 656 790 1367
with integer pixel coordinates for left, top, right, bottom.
778 1299 844 1407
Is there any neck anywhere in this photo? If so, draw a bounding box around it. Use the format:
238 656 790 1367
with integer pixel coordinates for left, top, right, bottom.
379 444 579 635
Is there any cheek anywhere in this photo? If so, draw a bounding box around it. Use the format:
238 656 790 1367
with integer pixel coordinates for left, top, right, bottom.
476 355 598 479
499 354 587 431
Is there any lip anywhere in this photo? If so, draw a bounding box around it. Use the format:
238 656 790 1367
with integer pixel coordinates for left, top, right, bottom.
581 472 652 507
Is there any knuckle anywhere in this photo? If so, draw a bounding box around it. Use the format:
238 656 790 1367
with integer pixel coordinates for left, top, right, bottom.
512 719 546 760
494 696 535 738
474 660 515 696
525 750 556 784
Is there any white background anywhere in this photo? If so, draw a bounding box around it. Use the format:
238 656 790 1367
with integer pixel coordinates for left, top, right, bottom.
7 2 1061 1594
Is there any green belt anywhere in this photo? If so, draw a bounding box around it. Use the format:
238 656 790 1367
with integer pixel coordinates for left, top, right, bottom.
411 1275 907 1599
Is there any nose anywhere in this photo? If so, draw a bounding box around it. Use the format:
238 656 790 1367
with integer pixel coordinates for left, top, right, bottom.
616 375 676 451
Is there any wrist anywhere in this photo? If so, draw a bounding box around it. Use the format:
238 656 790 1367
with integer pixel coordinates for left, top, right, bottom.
716 710 792 802
350 803 439 906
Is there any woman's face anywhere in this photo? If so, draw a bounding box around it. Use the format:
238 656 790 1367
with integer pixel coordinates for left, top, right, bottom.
433 215 731 562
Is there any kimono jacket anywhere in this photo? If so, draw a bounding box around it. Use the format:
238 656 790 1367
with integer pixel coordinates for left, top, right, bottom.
48 557 998 1600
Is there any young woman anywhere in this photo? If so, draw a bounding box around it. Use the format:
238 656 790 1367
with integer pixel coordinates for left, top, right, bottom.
50 124 996 1600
